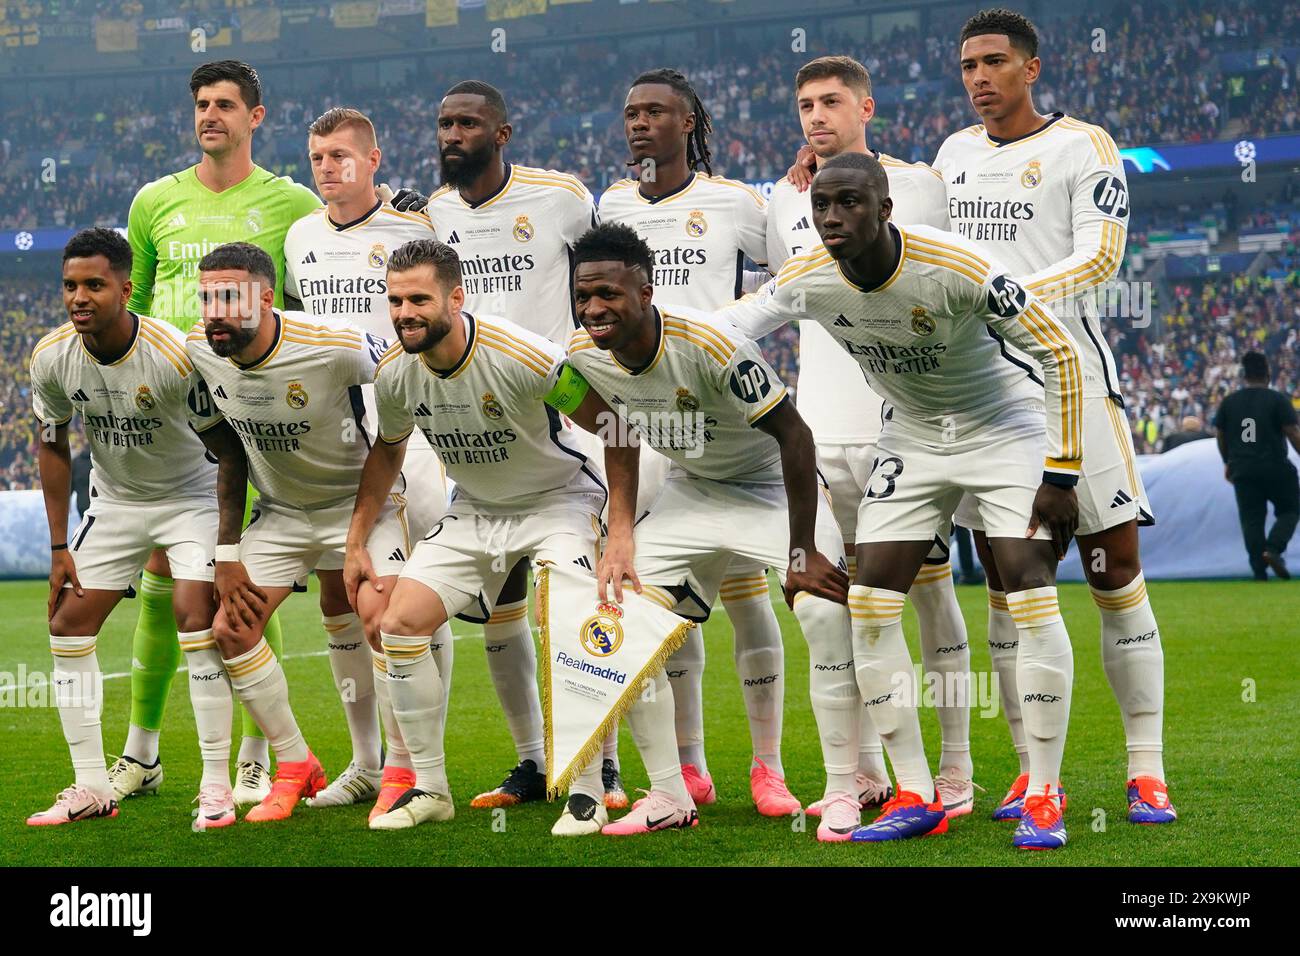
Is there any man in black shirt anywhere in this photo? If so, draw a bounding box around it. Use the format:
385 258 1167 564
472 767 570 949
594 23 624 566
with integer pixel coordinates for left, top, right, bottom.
1162 415 1213 452
1213 352 1300 579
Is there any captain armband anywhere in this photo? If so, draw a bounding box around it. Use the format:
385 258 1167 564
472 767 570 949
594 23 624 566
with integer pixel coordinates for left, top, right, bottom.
543 363 591 415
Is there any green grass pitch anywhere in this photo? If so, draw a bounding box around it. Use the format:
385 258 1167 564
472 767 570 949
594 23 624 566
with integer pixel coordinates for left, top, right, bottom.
0 577 1293 866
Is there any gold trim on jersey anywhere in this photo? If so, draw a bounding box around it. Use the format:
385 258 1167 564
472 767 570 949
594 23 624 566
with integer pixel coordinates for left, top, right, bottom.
459 164 516 210
390 492 412 556
836 229 908 293
567 328 597 354
611 311 667 375
979 114 1066 150
138 318 195 376
376 341 406 375
1105 396 1141 501
513 166 590 202
775 247 834 287
78 315 141 368
478 320 555 368
379 423 415 445
31 322 78 359
479 335 551 378
419 314 479 379
1025 220 1125 303
1019 301 1083 463
379 206 435 229
747 385 788 425
226 313 285 371
282 317 364 350
905 233 991 272
878 153 945 182
661 315 736 358
902 248 986 286
1059 118 1120 167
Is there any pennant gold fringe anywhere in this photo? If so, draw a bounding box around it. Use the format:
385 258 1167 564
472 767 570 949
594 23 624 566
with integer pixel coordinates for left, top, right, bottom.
536 563 695 799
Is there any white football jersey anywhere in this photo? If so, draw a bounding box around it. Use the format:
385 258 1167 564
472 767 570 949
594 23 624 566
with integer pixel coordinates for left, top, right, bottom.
425 164 598 346
375 312 604 514
766 152 949 445
724 224 1084 485
598 172 768 309
568 305 789 485
30 315 219 502
186 312 389 510
933 113 1129 401
283 199 436 338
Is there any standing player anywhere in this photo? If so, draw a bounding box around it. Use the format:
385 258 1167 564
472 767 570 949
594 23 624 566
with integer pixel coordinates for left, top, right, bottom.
728 154 1085 848
598 68 798 816
770 55 976 819
419 80 605 809
283 107 445 812
186 242 421 824
120 60 321 805
934 9 1175 824
344 239 638 833
568 224 862 840
27 229 243 830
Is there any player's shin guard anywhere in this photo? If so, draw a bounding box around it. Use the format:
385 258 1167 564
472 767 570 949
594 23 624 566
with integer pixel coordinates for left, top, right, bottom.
371 650 411 770
126 569 178 763
666 626 707 773
845 557 888 781
51 635 111 795
482 600 545 774
722 573 785 773
848 586 934 800
1093 574 1165 779
381 631 449 797
1007 588 1074 797
323 613 381 770
223 639 308 764
180 630 232 789
626 669 691 804
793 594 860 795
911 563 972 777
987 589 1029 773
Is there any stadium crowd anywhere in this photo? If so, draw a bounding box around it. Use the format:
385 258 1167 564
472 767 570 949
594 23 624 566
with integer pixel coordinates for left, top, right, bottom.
3 0 1300 229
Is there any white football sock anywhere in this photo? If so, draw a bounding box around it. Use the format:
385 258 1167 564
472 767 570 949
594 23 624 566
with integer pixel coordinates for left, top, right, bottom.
911 563 973 777
667 625 707 773
1093 574 1165 779
371 649 411 771
987 589 1030 774
721 572 785 773
1006 588 1074 798
793 593 859 795
848 586 934 801
323 613 381 771
180 630 232 789
602 729 620 769
626 669 690 804
381 631 449 796
236 735 270 768
223 639 308 764
50 635 111 797
482 600 545 773
123 724 160 767
845 556 888 782
570 755 603 802
430 623 454 709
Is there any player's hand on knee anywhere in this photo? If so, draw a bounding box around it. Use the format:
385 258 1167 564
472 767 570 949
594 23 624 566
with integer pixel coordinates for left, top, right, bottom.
783 549 849 607
787 145 816 192
596 536 640 604
47 550 83 618
1027 483 1079 560
343 544 380 612
215 560 267 630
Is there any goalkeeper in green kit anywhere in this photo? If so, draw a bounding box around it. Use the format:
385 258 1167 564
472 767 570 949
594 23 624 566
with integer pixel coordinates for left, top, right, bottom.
116 60 320 806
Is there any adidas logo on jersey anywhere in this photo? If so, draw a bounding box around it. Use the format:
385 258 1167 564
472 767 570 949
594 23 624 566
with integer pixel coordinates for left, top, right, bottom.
951 171 966 185
792 216 810 231
573 555 593 571
446 231 460 244
213 385 229 399
1111 489 1133 508
169 213 187 228
414 402 432 416
832 314 853 328
389 548 406 562
300 251 317 265
70 388 90 402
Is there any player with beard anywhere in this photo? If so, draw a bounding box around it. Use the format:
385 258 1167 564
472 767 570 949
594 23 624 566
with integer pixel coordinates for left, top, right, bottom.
933 8 1174 827
597 68 799 817
418 81 609 810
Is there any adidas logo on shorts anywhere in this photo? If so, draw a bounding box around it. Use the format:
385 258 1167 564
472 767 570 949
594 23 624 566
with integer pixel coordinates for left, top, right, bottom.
389 548 406 562
573 555 593 570
1111 489 1133 508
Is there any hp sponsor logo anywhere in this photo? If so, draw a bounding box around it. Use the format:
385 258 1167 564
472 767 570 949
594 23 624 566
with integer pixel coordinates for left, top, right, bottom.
1092 175 1129 218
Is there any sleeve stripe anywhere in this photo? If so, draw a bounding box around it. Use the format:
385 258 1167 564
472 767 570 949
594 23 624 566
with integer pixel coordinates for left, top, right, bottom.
1025 221 1124 301
380 425 415 445
139 320 194 371
903 249 987 286
662 316 736 356
775 249 834 287
747 387 789 425
380 208 434 227
905 234 991 271
663 328 730 367
32 324 79 357
1061 119 1119 166
284 319 363 338
1019 302 1083 460
376 350 406 374
566 329 594 352
480 339 550 377
282 334 362 350
568 339 598 354
478 325 556 367
137 328 191 376
514 174 589 201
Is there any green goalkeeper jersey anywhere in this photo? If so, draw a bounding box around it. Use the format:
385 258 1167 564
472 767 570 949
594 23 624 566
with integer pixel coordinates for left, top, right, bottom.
127 164 321 330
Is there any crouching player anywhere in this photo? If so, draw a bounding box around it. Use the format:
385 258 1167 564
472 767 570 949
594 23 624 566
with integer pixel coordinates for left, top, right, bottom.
28 228 243 829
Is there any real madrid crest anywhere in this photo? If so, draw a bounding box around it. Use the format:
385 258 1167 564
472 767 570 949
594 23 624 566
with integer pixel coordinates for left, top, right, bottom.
246 208 264 233
512 215 535 242
580 602 625 658
286 381 309 409
481 391 504 420
910 306 935 336
675 387 700 413
135 385 156 411
685 209 708 237
1020 160 1042 189
368 243 387 269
